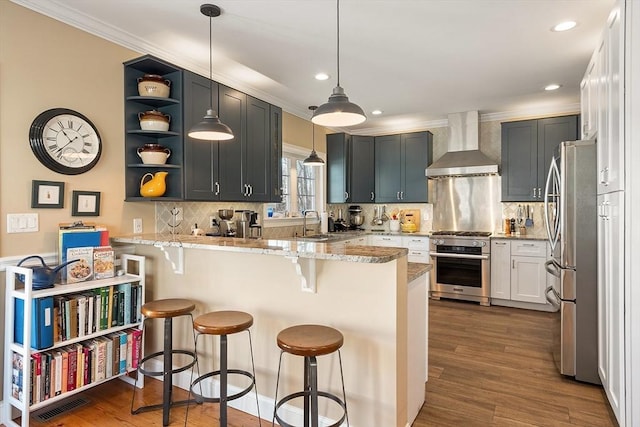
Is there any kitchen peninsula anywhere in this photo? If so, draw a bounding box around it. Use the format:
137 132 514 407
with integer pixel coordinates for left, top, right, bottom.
111 234 430 427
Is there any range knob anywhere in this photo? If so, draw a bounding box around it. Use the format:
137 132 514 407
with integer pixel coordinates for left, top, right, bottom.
472 240 478 246
438 239 445 245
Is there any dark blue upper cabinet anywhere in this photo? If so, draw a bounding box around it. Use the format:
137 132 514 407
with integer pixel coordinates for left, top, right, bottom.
375 132 432 203
326 133 351 204
501 115 578 202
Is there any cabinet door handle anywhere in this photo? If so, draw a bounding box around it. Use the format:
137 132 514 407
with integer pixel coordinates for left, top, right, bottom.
344 191 349 201
538 188 542 198
248 184 253 197
532 188 536 198
371 192 375 201
401 191 404 200
495 242 507 246
215 182 220 196
512 259 515 269
397 191 400 200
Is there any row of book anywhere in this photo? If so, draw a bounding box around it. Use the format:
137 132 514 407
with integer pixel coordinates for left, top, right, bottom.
14 283 142 350
11 328 142 405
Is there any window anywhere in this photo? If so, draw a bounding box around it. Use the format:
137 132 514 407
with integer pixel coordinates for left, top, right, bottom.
266 144 324 220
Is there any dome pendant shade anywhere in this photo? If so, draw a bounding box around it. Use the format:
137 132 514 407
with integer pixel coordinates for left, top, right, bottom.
188 109 234 140
303 149 325 166
188 4 234 141
312 86 366 127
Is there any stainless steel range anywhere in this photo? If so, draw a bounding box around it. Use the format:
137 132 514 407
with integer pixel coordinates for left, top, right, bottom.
429 231 491 306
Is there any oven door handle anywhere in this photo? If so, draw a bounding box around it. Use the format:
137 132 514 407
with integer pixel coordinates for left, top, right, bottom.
430 253 489 260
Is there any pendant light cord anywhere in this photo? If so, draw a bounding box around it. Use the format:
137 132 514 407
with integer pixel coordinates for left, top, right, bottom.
209 13 213 109
336 0 340 87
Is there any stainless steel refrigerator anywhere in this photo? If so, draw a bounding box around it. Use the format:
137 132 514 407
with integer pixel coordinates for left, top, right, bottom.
543 139 600 384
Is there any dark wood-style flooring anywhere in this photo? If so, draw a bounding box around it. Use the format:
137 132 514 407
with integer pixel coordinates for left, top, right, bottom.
14 299 617 426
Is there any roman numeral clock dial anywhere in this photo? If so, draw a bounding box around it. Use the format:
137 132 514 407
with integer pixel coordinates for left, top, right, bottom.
29 108 102 175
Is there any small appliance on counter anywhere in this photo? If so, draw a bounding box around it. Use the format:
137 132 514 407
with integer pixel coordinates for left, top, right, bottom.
348 205 365 230
235 210 255 238
218 208 236 237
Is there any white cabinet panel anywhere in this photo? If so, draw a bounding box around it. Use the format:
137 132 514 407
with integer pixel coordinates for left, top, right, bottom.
511 255 547 304
598 191 625 423
369 235 403 247
490 240 511 299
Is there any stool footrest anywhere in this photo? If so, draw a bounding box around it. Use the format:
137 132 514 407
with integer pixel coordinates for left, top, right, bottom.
190 369 255 403
131 398 197 415
274 390 347 427
138 349 197 377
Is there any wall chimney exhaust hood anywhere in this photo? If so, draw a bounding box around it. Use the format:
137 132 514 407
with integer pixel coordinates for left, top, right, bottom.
426 111 499 178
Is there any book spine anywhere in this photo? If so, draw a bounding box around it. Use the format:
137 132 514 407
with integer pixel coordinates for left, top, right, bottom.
43 352 51 401
107 286 114 328
61 349 69 394
33 353 42 404
67 346 77 392
105 337 113 378
126 330 133 371
54 351 62 396
119 332 127 374
76 344 83 389
132 329 143 369
96 339 106 381
83 346 90 386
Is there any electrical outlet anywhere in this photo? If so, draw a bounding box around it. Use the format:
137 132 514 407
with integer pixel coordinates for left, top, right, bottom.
210 216 217 227
133 218 143 234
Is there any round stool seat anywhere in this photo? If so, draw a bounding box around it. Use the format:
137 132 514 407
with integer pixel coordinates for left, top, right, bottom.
141 298 195 319
277 324 343 357
193 311 253 335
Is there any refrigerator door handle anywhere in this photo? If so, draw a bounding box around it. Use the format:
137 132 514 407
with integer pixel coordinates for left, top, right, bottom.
545 286 561 310
544 157 561 251
545 259 561 278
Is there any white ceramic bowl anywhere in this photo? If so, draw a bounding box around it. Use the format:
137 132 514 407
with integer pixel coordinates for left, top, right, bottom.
140 119 170 132
138 151 170 165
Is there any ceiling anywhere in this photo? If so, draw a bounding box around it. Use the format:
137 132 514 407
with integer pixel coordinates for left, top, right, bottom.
14 0 615 134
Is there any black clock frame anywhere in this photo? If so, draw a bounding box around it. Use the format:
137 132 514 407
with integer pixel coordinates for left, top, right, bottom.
29 108 102 175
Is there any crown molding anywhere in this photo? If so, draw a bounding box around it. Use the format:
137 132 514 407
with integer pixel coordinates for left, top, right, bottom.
12 0 581 134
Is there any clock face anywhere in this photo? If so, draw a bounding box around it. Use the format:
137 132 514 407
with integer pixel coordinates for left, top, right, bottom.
30 108 102 175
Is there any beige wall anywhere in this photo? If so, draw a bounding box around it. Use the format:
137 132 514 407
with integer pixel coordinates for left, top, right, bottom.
0 2 154 257
0 2 319 258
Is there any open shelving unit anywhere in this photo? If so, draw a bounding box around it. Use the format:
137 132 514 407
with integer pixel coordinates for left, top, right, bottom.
3 255 146 427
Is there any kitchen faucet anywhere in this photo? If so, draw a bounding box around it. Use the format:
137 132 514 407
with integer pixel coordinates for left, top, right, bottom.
302 210 319 237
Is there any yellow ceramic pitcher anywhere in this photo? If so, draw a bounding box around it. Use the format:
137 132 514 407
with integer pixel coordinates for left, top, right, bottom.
140 171 168 197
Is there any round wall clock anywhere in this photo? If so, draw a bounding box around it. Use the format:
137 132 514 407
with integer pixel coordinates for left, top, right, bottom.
29 108 102 175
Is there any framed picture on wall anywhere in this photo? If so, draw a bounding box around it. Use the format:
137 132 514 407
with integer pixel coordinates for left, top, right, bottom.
71 190 101 216
31 180 65 208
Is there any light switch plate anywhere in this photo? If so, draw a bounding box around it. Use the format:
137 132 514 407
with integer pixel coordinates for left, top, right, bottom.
7 213 39 233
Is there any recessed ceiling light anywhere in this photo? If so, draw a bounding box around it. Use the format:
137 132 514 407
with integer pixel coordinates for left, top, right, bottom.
371 109 383 115
315 73 330 81
552 21 577 32
545 84 562 91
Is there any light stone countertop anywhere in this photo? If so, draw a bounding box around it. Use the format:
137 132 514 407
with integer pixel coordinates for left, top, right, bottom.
490 232 548 241
112 233 408 263
407 262 432 282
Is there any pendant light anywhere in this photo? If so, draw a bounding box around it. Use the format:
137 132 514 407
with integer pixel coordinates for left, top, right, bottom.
303 106 325 166
188 4 234 141
312 0 366 127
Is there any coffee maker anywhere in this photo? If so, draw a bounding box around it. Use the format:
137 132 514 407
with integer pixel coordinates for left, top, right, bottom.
218 209 236 237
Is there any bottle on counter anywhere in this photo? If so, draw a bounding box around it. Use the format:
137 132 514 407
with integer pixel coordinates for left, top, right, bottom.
504 218 511 235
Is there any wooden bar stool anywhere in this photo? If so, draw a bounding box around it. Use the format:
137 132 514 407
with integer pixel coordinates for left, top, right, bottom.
273 324 349 427
185 310 260 427
131 298 198 426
